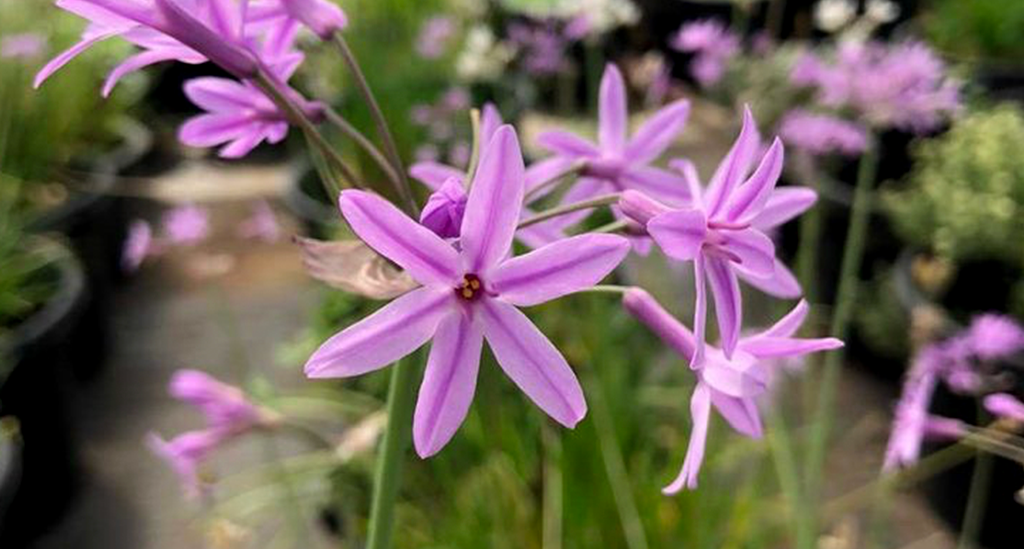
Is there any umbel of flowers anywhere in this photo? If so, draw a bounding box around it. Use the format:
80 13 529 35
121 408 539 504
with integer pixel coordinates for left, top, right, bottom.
35 0 842 545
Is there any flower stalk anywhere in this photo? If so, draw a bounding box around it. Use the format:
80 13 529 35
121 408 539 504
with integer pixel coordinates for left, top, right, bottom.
365 352 420 549
518 194 621 229
323 106 402 187
802 138 879 545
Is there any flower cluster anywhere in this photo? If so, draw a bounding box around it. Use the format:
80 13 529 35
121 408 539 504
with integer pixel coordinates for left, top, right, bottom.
778 109 869 156
670 19 740 88
148 369 277 496
791 40 960 133
122 204 211 272
885 314 1024 470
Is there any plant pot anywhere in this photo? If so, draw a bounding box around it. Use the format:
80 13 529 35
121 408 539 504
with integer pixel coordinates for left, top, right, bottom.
975 63 1024 105
0 237 88 546
283 162 342 239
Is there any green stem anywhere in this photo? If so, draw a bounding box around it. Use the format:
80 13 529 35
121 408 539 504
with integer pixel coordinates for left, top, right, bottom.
465 108 482 186
322 106 401 187
542 425 564 549
802 140 879 544
793 151 822 308
958 407 995 549
333 33 417 216
765 403 808 549
365 352 421 549
518 194 620 229
524 160 586 203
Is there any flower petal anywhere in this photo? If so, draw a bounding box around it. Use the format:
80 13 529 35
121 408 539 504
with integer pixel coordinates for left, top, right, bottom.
183 76 255 111
739 336 843 359
647 209 707 261
103 48 181 96
491 234 631 306
625 99 691 164
669 158 705 207
722 137 784 224
758 299 809 339
619 166 691 205
706 256 742 358
598 63 628 154
34 30 119 89
461 126 525 273
179 113 251 147
710 393 763 438
663 383 710 494
536 130 600 158
736 258 802 299
478 299 587 427
720 228 775 278
752 186 817 231
409 162 465 191
413 312 484 458
339 190 461 286
480 102 503 144
701 353 767 398
704 106 761 217
525 156 577 200
304 287 452 378
219 131 267 159
692 254 708 368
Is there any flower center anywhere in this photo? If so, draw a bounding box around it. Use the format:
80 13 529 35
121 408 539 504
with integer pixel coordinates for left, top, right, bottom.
456 274 484 301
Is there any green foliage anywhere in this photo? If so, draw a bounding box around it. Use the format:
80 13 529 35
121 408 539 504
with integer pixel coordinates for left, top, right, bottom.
0 0 144 187
884 104 1024 267
0 181 58 339
923 0 1024 63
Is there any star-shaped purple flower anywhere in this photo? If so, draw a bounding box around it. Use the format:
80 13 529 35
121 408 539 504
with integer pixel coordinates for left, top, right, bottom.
306 126 631 457
623 288 842 492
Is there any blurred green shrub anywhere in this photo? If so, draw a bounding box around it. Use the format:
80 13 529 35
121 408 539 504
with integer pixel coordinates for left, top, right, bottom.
884 104 1024 267
923 0 1024 63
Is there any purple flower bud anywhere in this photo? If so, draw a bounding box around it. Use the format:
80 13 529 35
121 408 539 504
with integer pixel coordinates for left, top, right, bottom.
419 177 467 239
619 190 671 228
280 0 348 40
984 393 1024 423
923 415 967 441
622 287 697 360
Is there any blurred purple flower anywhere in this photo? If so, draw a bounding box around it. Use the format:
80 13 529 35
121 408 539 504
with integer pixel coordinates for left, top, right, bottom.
984 393 1024 423
237 200 281 242
416 15 456 59
884 346 942 471
163 204 210 245
170 369 272 433
778 109 868 156
563 14 591 41
623 289 841 492
967 314 1024 361
122 219 153 272
630 108 815 365
1 32 46 59
305 126 631 458
670 19 739 87
791 41 960 133
415 144 440 162
179 77 290 158
507 21 570 76
447 140 471 167
146 429 222 498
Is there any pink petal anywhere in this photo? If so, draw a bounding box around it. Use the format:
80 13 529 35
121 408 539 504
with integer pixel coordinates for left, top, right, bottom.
478 299 587 427
183 76 256 111
735 258 802 299
701 354 768 398
624 99 691 164
409 162 464 191
619 166 691 205
663 384 711 494
103 48 180 96
598 64 628 154
984 393 1024 422
524 156 577 200
305 287 453 378
413 312 484 457
759 299 809 339
461 126 525 273
704 106 761 217
219 131 266 158
740 336 844 358
480 102 503 144
722 137 784 224
339 190 461 286
669 158 705 206
34 30 118 89
710 393 763 438
706 256 742 358
752 187 817 231
692 254 708 368
179 113 252 147
490 234 631 306
720 228 775 278
647 209 707 261
536 130 600 158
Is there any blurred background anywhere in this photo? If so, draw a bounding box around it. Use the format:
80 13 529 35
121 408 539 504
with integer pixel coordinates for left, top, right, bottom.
2 0 1024 547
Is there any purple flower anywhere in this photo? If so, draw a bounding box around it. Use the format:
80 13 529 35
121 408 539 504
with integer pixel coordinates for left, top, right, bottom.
248 0 348 40
627 108 815 365
966 314 1024 361
778 110 868 156
1 32 46 60
416 15 456 59
507 21 570 76
563 14 591 41
237 200 281 242
984 393 1024 423
419 177 467 239
146 429 223 497
163 204 210 245
537 63 692 210
179 77 290 158
169 369 271 433
791 41 960 133
305 126 631 458
669 19 739 87
409 103 581 248
884 346 943 470
122 219 153 272
623 289 842 492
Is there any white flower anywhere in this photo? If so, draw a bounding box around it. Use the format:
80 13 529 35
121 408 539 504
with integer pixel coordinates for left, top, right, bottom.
814 0 856 33
455 26 513 82
865 0 900 24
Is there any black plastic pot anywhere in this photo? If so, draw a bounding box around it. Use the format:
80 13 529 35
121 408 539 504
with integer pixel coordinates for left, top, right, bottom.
283 162 342 239
0 237 88 547
976 63 1024 106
